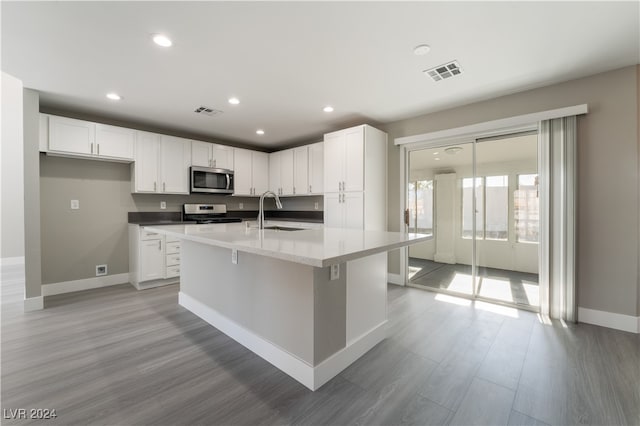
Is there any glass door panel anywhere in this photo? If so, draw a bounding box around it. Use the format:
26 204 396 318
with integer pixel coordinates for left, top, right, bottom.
407 143 474 297
474 134 540 309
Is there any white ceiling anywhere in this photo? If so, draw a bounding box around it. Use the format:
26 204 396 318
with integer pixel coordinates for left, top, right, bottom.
2 1 638 149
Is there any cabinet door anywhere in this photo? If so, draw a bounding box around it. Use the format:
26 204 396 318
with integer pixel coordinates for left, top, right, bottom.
233 148 253 195
134 132 160 193
324 132 344 193
95 124 134 160
191 141 212 167
280 149 294 195
344 126 364 192
269 152 281 194
293 146 308 195
140 239 165 282
308 142 324 194
49 116 94 155
160 136 190 194
343 191 364 229
323 192 343 228
212 144 234 170
252 152 270 195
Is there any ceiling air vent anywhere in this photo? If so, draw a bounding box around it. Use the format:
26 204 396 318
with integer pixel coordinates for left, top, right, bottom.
424 61 462 82
194 106 223 116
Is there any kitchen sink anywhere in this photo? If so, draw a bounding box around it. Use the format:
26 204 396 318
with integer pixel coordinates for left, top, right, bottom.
262 226 304 232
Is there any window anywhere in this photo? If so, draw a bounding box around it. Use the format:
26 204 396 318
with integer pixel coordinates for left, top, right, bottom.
462 175 508 240
515 174 539 243
408 180 433 235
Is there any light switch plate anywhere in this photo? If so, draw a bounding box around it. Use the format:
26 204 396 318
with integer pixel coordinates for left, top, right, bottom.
160 201 166 209
239 203 244 210
231 249 238 264
70 199 79 210
314 202 319 210
330 264 339 280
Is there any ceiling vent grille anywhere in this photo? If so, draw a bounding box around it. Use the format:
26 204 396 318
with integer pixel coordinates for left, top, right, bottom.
194 106 223 116
424 61 462 82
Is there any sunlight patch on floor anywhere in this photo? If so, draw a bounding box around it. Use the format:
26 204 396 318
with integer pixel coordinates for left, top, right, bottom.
478 277 514 303
435 293 472 306
407 266 421 280
446 272 473 294
523 282 540 307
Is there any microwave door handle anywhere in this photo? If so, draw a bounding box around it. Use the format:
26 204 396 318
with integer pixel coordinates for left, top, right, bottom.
226 174 230 190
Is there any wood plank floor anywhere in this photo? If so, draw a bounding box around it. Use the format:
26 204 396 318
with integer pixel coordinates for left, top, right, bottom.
2 265 639 426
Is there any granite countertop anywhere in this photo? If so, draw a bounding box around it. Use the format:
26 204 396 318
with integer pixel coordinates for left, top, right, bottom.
143 223 430 267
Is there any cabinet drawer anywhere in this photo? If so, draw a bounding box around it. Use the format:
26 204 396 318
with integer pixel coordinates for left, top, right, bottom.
166 236 181 243
166 253 181 266
140 228 162 241
166 241 181 254
166 265 180 278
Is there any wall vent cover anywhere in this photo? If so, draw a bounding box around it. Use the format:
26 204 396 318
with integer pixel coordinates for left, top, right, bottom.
194 106 223 116
424 61 462 82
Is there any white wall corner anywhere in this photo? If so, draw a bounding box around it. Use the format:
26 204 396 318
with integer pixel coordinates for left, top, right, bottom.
24 296 43 312
42 273 130 296
387 273 404 285
578 307 639 334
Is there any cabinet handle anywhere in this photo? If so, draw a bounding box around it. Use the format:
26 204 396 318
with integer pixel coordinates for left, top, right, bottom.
293 187 296 195
97 144 100 155
163 182 166 192
309 185 312 193
209 159 212 167
158 240 162 250
213 159 216 168
91 143 94 154
154 182 157 191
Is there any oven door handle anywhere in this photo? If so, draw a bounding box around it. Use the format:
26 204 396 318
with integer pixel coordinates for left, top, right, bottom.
226 174 231 190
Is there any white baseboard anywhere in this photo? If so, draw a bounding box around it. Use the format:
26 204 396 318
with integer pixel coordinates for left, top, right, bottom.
434 253 455 264
387 273 404 285
1 256 25 266
179 291 387 391
24 296 43 312
42 273 130 296
578 307 639 334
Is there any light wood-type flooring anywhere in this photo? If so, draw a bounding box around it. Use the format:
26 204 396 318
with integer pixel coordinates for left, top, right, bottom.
2 264 639 425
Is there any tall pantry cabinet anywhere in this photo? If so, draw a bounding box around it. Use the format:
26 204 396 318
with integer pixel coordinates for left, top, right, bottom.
323 124 387 231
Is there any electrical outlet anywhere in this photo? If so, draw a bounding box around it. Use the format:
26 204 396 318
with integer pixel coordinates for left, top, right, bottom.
96 264 107 276
231 249 238 264
160 201 166 209
330 264 339 280
70 199 79 210
314 202 319 210
239 203 243 210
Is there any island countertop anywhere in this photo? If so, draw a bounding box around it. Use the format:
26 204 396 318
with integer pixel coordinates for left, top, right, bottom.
144 222 431 267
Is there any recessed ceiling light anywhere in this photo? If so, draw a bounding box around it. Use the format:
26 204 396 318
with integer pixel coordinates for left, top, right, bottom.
152 34 172 47
413 44 431 56
228 97 240 105
433 152 439 155
445 146 463 155
434 157 441 161
106 93 122 101
323 106 334 113
256 129 265 135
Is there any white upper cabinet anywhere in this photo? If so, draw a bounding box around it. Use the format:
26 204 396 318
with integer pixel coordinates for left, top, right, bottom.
49 116 94 155
132 132 190 194
47 115 133 161
293 146 308 196
269 151 281 195
132 131 160 193
324 126 364 193
160 136 191 194
192 141 234 170
308 142 324 195
280 149 294 195
95 124 135 159
233 148 268 196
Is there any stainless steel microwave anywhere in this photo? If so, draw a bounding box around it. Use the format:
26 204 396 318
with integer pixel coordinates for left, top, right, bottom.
190 166 234 194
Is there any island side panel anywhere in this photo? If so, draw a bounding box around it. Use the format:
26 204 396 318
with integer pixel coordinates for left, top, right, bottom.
312 265 347 364
180 240 315 364
346 252 388 343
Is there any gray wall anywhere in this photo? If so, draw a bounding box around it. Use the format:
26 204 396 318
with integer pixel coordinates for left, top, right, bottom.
39 155 320 285
1 72 24 260
23 89 42 298
383 65 639 317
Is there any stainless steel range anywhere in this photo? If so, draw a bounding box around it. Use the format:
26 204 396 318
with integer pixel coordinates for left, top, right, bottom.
182 204 243 224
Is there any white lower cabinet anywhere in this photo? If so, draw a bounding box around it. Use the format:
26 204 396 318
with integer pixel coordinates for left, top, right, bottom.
129 225 181 290
324 191 364 228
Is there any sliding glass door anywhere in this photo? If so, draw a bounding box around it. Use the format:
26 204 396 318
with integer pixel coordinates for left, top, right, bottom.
406 132 540 311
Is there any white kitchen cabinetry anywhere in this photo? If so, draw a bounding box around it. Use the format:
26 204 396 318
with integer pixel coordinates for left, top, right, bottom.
293 146 308 196
47 115 134 161
234 148 269 196
131 132 191 194
129 225 181 290
308 142 324 194
192 141 234 170
324 124 387 230
270 149 294 195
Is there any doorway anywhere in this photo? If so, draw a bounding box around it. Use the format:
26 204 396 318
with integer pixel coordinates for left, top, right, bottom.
406 132 540 311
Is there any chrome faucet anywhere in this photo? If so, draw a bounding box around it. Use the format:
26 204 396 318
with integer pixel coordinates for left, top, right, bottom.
257 191 283 229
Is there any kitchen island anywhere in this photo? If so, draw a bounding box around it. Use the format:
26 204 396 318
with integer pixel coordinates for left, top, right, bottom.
144 222 429 390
